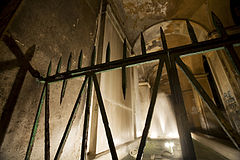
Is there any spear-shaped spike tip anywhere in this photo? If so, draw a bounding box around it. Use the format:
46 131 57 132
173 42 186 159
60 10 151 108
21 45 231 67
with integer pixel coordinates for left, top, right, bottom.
211 11 227 38
141 32 146 55
78 50 83 69
106 42 110 63
186 20 198 44
60 53 72 104
67 52 72 71
160 27 168 51
91 46 96 66
47 61 52 76
56 57 62 74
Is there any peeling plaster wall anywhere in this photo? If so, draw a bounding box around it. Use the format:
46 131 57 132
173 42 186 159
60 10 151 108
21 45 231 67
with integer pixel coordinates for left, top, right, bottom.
0 0 100 159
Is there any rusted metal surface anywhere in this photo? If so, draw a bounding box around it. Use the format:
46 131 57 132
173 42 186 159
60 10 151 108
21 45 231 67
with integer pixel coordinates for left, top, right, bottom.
54 77 88 160
176 57 240 150
92 74 118 160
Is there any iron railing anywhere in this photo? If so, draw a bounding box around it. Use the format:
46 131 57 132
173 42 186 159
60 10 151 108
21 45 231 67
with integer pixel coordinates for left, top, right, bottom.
2 12 240 160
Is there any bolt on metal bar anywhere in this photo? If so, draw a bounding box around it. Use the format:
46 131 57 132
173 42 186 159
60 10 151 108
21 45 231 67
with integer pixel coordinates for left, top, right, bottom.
42 33 240 83
45 61 51 160
175 56 240 150
92 74 118 160
54 76 88 160
136 58 164 160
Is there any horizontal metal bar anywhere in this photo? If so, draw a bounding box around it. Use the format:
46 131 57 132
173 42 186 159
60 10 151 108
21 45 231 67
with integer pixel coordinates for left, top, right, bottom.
41 33 240 83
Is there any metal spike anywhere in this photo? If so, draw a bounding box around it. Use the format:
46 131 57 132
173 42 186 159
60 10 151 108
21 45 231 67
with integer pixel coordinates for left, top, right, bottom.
56 57 62 74
60 53 72 104
186 20 198 44
91 46 96 66
47 61 52 76
141 32 146 55
106 42 110 63
160 27 168 51
122 39 127 99
78 50 83 69
67 52 72 71
211 12 228 38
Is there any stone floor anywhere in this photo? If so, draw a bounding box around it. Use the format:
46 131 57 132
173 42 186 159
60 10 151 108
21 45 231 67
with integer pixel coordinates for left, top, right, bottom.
122 139 227 160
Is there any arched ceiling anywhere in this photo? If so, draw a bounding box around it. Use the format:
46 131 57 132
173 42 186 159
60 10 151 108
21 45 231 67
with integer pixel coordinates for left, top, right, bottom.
110 0 208 45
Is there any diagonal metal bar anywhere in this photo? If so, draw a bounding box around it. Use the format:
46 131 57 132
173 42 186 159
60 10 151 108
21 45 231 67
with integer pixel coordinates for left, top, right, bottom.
106 42 110 63
141 32 146 55
78 50 83 69
175 56 240 150
56 57 62 74
136 58 164 160
2 35 41 78
211 12 240 74
80 47 96 160
43 33 240 83
60 53 72 104
92 74 118 160
160 26 196 159
186 20 198 44
54 76 88 160
45 61 51 160
122 39 127 99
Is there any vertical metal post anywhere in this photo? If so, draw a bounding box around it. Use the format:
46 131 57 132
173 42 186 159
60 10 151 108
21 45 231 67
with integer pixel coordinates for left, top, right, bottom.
81 47 96 160
45 62 51 160
160 27 196 159
165 55 196 159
